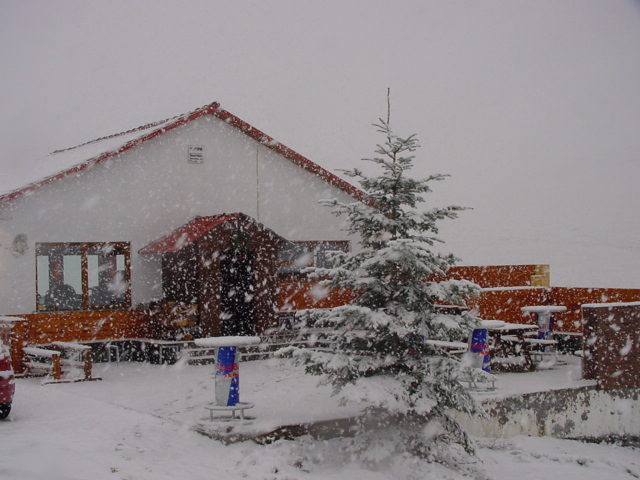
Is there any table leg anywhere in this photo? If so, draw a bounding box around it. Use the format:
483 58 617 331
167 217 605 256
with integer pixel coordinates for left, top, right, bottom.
518 332 534 370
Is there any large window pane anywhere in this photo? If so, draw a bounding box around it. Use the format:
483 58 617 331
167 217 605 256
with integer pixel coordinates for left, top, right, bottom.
36 255 50 310
63 255 82 294
87 254 100 289
42 254 83 310
315 242 349 268
278 241 349 277
89 252 128 307
35 242 131 311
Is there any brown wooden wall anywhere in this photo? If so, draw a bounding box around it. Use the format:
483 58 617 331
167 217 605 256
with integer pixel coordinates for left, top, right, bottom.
3 263 639 373
196 220 281 336
447 286 640 333
472 287 552 327
582 303 640 389
245 235 280 334
2 310 150 373
278 281 355 311
445 264 549 288
277 278 640 336
197 235 227 337
551 287 640 332
276 264 551 313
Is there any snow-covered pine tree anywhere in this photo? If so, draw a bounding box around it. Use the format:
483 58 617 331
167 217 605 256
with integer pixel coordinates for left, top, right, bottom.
287 111 482 462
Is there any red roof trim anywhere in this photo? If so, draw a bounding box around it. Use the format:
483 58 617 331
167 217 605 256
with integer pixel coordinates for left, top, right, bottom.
0 103 220 205
139 212 288 254
0 102 367 205
139 213 238 254
212 108 367 203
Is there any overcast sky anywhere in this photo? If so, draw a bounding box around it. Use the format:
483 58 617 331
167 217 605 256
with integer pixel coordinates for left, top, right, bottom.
1 0 639 288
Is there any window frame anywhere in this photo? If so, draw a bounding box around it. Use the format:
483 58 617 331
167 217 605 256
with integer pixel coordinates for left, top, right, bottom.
35 242 132 312
277 240 349 278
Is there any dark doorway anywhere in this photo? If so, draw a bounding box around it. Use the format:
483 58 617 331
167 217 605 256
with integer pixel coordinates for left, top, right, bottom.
220 248 256 336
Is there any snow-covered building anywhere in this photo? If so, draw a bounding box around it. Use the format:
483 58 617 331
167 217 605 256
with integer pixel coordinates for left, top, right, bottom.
0 102 363 341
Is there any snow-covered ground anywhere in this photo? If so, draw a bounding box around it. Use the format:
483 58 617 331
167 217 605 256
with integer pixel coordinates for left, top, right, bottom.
1 358 638 480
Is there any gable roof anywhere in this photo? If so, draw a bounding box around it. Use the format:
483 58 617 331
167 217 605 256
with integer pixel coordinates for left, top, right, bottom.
0 102 366 205
138 213 286 255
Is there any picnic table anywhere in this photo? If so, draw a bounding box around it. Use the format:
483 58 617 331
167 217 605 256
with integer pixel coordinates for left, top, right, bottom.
521 305 567 340
482 321 540 370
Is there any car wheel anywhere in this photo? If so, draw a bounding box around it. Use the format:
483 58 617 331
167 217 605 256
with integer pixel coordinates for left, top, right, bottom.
0 403 11 419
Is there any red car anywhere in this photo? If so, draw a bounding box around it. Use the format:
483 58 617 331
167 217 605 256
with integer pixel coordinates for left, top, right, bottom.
0 340 15 419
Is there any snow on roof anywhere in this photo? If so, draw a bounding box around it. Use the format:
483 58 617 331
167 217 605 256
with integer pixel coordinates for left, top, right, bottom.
582 301 640 309
0 316 26 323
47 117 178 167
194 336 261 348
521 305 567 313
481 286 549 292
0 102 366 205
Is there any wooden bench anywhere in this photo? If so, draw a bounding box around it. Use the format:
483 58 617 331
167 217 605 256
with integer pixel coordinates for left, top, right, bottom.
23 346 63 379
52 342 94 380
78 339 121 363
23 342 97 382
524 338 559 365
458 368 497 391
180 345 218 365
523 338 558 347
553 331 583 354
204 402 254 420
135 338 189 364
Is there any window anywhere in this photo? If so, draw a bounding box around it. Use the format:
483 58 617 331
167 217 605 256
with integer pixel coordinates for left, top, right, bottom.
36 242 131 311
278 241 349 278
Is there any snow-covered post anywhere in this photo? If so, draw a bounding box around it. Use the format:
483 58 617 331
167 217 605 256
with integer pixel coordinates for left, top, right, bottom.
521 305 567 341
194 336 260 407
469 328 491 372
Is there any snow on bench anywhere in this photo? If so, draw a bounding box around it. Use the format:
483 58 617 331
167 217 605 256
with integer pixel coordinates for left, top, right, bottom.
204 402 255 420
524 338 558 346
180 347 218 365
458 367 497 391
51 341 91 352
499 335 522 343
23 346 61 358
422 339 468 354
194 336 261 348
23 346 63 379
23 342 96 382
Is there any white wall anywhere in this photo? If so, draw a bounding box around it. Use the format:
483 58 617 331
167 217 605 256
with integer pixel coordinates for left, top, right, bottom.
456 387 640 439
0 115 358 313
257 144 356 240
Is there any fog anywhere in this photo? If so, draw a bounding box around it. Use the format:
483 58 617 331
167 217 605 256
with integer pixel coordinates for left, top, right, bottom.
1 0 639 287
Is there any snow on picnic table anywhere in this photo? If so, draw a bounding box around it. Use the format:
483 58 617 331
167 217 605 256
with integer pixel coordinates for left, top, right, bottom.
0 357 638 480
474 355 597 400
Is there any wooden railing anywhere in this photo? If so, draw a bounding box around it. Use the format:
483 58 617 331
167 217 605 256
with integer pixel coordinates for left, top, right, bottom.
2 310 150 374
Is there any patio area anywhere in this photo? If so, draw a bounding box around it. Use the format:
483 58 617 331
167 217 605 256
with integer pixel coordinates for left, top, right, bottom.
3 355 638 480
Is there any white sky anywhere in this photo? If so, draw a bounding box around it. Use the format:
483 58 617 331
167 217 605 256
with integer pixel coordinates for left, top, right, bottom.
1 0 639 288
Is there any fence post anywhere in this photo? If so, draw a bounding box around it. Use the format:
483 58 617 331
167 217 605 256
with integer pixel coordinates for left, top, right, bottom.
83 349 92 380
51 353 62 380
